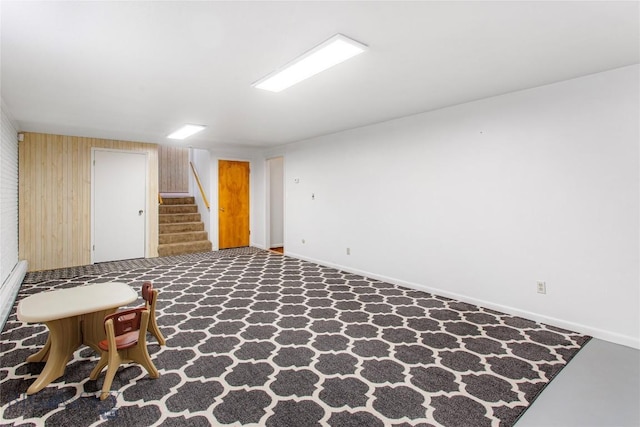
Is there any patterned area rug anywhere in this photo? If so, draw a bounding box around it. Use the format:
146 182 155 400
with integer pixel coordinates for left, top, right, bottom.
0 250 590 426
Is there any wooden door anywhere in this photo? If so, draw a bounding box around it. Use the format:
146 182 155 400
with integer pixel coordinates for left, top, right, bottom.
218 160 250 249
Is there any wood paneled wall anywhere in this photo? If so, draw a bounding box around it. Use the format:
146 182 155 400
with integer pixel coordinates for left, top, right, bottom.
19 133 159 271
159 145 189 193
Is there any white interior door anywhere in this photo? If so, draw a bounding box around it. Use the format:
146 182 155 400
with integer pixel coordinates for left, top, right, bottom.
93 149 147 263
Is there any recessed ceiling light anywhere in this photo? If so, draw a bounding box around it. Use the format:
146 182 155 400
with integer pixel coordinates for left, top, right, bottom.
253 34 367 93
167 124 206 140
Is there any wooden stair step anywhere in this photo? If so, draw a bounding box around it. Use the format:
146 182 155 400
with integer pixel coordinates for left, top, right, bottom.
161 196 195 205
157 240 213 257
159 231 209 244
160 204 198 214
159 222 204 234
159 213 201 223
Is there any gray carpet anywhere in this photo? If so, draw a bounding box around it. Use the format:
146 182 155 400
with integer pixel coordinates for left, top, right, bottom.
21 247 263 284
0 249 590 426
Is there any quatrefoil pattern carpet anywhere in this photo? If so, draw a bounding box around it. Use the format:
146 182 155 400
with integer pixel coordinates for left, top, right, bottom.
0 250 590 426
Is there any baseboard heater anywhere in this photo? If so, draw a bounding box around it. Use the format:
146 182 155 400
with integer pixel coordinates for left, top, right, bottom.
0 260 28 330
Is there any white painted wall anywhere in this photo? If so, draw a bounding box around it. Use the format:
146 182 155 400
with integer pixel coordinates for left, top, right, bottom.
281 65 639 348
0 103 18 287
269 157 284 248
1 100 27 328
250 153 266 250
190 148 212 242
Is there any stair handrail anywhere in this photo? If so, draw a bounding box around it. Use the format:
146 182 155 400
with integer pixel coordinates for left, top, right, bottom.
189 161 210 211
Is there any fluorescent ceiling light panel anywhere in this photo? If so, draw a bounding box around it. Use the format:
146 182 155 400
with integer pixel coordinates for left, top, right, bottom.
253 34 367 92
167 124 206 139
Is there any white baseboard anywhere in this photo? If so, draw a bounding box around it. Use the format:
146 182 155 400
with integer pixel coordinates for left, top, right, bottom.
286 252 639 350
0 260 28 330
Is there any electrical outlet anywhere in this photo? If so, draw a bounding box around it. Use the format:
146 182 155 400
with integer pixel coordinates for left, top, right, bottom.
536 281 546 294
346 247 350 255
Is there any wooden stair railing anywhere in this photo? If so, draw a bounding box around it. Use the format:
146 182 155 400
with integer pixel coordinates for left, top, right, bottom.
189 162 210 211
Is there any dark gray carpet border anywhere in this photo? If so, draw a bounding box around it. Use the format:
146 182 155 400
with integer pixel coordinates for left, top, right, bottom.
22 247 263 284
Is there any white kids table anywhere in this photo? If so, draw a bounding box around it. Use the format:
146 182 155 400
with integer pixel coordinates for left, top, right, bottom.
17 282 137 394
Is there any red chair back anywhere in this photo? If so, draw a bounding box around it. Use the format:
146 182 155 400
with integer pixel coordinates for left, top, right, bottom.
104 308 144 337
142 281 154 304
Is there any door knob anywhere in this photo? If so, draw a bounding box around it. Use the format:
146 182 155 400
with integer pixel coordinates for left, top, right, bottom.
138 210 144 215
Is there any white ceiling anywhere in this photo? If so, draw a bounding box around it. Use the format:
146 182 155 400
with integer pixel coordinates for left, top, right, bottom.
1 1 638 150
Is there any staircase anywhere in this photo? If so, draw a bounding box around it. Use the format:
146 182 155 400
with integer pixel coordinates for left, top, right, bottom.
158 196 212 257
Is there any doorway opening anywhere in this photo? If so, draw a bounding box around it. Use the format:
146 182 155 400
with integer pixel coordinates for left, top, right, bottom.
267 157 284 254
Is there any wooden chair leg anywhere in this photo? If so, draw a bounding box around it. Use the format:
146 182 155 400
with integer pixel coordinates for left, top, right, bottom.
89 354 108 380
99 352 122 400
132 319 160 378
148 318 166 346
149 290 165 346
130 348 159 378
